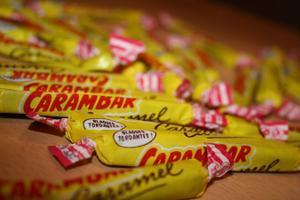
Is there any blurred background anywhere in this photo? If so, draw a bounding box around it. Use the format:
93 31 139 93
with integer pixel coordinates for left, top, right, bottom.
218 0 300 29
66 0 300 53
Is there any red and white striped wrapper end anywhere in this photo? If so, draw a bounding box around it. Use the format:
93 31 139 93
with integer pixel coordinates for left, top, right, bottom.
164 62 186 79
141 15 158 31
176 79 193 99
48 137 96 168
26 112 68 132
74 39 100 59
109 34 145 65
259 121 289 141
192 104 227 130
251 101 274 118
225 101 274 122
25 0 44 16
225 104 258 121
206 143 233 181
136 72 164 93
235 54 256 69
201 82 233 107
28 36 46 47
277 100 300 121
166 34 191 48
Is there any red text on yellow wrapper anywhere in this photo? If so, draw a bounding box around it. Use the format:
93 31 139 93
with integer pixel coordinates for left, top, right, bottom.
23 82 127 94
11 70 109 86
0 169 132 199
138 144 253 167
23 92 137 113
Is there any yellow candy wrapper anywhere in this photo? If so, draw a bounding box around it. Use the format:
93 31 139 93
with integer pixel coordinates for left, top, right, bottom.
95 135 300 172
232 67 258 106
201 40 238 69
62 112 260 142
36 31 115 72
82 132 300 172
0 87 196 126
0 8 116 72
255 49 283 107
23 0 64 18
0 20 38 44
0 67 124 86
0 33 74 68
287 126 300 146
0 76 178 102
0 67 190 99
35 110 300 146
0 62 68 73
28 113 300 172
0 152 233 200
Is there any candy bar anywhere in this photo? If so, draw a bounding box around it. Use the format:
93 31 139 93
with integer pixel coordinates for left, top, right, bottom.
0 149 232 200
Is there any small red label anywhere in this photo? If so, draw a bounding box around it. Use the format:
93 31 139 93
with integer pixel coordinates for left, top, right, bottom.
75 39 99 59
26 112 67 132
277 100 300 121
136 72 164 93
225 101 274 121
109 34 145 65
206 143 233 180
259 121 289 141
192 104 227 130
49 137 96 168
201 82 233 107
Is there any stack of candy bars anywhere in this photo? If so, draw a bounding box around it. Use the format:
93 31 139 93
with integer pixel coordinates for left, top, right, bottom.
0 0 300 199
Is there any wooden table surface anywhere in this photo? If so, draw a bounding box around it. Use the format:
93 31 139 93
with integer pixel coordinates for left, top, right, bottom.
1 0 300 199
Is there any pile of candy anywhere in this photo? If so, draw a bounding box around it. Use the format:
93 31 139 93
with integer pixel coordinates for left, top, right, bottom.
0 0 300 199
